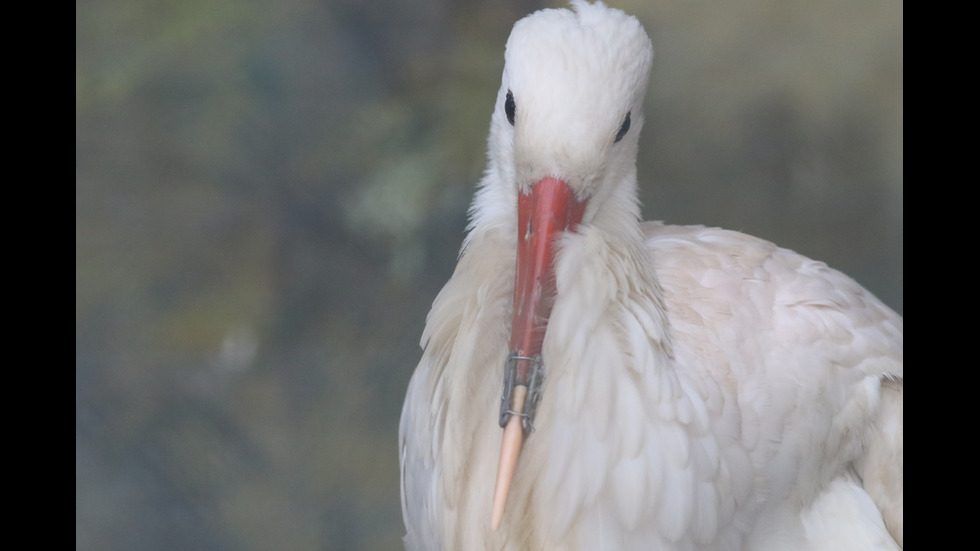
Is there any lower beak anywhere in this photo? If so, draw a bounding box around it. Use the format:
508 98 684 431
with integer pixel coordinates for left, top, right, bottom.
491 176 587 530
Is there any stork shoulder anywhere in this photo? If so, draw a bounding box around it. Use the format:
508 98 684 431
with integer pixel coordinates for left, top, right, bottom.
642 221 902 378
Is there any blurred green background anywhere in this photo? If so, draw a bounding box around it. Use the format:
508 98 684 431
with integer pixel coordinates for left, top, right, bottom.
76 1 902 549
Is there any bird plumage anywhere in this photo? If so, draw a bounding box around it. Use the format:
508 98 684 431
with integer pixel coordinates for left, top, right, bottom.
400 2 903 549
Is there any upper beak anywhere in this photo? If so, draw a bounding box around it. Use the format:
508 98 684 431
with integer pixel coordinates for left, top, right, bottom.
491 176 587 530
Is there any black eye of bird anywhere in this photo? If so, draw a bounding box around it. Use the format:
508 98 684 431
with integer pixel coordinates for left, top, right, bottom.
615 111 631 143
505 90 516 126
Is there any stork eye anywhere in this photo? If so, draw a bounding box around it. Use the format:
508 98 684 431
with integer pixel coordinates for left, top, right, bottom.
505 90 516 126
614 111 631 143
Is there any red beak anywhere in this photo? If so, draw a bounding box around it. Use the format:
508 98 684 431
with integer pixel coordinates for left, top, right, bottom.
510 177 587 369
491 177 587 529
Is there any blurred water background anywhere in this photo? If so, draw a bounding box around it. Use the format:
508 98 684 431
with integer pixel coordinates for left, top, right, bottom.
76 1 902 549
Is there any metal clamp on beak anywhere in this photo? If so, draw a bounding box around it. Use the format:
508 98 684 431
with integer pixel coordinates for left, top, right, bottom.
498 352 545 434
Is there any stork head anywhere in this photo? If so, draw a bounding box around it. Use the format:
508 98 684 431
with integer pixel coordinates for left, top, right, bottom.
487 1 654 531
488 0 653 214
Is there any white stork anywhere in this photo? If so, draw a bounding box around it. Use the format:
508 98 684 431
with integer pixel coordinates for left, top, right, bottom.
399 1 903 550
